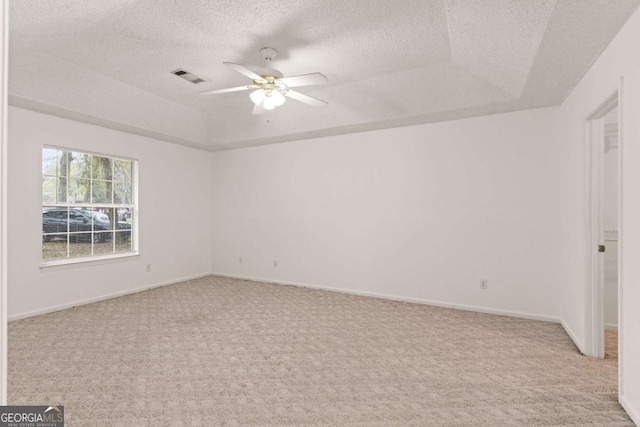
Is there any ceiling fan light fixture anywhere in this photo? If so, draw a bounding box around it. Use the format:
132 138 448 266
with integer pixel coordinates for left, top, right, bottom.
250 89 265 105
263 96 276 110
200 47 328 113
272 90 285 106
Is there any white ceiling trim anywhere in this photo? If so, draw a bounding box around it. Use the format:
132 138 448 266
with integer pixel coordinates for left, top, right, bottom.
9 96 212 152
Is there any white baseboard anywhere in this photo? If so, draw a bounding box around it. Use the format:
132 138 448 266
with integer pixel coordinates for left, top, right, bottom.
560 318 584 354
211 272 560 324
605 323 619 331
620 395 640 426
8 272 210 322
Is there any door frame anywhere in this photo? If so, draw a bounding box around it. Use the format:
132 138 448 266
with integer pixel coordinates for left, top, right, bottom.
583 86 621 361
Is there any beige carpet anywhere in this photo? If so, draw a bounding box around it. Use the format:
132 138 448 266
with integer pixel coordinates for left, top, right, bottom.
9 276 632 426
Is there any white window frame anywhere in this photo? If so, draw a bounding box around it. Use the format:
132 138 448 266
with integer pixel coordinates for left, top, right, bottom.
40 146 139 268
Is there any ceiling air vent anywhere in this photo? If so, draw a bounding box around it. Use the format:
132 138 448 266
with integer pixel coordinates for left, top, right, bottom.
171 68 206 84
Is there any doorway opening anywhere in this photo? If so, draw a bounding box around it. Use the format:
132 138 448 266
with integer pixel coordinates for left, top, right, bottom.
602 106 619 359
583 90 620 360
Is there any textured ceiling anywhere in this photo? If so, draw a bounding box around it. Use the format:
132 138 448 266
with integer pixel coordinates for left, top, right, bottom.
9 0 640 151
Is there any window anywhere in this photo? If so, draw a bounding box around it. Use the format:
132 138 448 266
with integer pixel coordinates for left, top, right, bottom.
42 147 137 264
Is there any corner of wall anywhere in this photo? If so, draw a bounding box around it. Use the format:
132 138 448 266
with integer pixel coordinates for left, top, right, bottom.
560 318 584 354
620 395 640 426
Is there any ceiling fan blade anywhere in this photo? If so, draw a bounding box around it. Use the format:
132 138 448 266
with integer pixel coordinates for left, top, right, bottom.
252 102 266 115
277 73 328 88
285 90 328 107
199 85 252 95
223 62 265 82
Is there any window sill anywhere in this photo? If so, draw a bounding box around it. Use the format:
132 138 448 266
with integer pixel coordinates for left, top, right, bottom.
40 252 140 272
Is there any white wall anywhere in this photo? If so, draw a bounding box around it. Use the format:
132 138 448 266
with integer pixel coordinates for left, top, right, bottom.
210 107 563 320
7 107 211 318
557 6 640 422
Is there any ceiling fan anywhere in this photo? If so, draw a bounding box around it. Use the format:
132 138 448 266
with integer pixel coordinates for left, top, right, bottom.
199 47 329 115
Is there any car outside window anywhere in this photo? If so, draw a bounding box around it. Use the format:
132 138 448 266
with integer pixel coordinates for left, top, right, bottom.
42 147 137 264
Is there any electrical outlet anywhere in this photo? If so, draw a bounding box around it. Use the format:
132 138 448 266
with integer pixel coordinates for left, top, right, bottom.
480 279 488 290
274 260 278 268
239 257 243 264
146 264 151 272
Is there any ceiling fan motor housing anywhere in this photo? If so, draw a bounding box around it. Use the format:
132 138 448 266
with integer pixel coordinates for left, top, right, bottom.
260 47 278 62
254 47 283 79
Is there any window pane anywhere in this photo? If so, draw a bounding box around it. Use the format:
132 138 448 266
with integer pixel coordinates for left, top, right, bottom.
116 213 132 235
42 148 58 177
68 209 91 233
117 207 132 224
115 231 132 254
42 236 68 260
114 159 132 182
69 152 91 179
68 178 90 203
42 177 57 204
57 151 69 177
116 207 132 253
114 182 132 204
93 232 114 255
68 233 93 258
92 208 115 231
117 208 133 248
43 208 69 234
92 156 113 180
92 181 113 204
42 232 66 242
43 177 67 204
92 230 111 245
57 178 67 203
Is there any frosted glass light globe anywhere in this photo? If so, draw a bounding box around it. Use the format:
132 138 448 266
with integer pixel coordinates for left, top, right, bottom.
263 96 276 110
272 90 285 106
250 90 265 105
